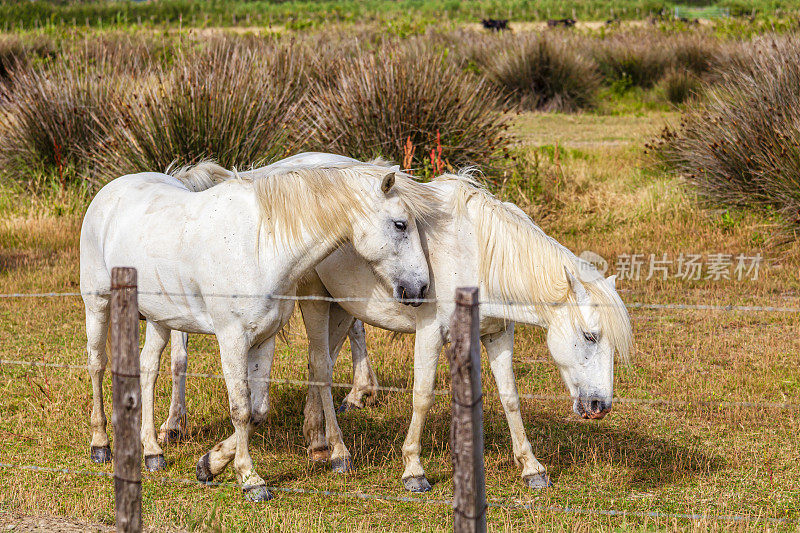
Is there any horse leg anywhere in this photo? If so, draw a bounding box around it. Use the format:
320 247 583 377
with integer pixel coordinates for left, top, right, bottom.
140 321 170 472
340 319 379 413
243 337 275 501
401 322 442 492
300 299 353 473
159 330 188 445
303 305 352 458
196 333 269 501
85 302 111 463
483 324 551 489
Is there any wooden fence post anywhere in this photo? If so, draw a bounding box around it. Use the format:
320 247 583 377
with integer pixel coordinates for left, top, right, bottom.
111 267 142 533
448 287 487 533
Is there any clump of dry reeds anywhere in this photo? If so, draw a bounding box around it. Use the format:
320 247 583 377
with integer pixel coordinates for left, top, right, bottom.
0 54 118 186
467 31 600 111
88 39 307 182
654 37 800 228
303 42 510 172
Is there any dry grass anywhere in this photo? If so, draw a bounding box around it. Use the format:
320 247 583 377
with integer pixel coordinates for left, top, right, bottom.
1 113 799 531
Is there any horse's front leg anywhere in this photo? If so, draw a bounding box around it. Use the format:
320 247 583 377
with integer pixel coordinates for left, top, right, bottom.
299 299 353 472
340 319 380 412
196 332 269 501
483 324 551 489
140 321 171 471
401 322 443 492
158 330 188 445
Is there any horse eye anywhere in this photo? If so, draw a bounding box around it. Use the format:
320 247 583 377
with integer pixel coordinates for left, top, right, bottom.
583 331 598 343
394 220 407 231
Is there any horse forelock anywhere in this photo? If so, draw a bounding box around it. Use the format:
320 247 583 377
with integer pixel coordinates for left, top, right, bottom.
446 176 631 361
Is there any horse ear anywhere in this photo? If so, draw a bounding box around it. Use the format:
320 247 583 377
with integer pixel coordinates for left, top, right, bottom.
380 172 396 194
564 266 590 305
605 274 617 289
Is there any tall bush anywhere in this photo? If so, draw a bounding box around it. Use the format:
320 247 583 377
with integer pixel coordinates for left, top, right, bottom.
0 54 117 184
304 42 510 172
655 38 800 228
469 32 600 111
90 39 307 182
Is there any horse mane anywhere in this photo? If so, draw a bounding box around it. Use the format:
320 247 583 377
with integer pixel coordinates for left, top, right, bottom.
173 160 443 251
434 173 632 361
170 161 234 192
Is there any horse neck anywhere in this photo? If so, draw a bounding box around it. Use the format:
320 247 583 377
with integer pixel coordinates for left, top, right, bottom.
480 301 548 328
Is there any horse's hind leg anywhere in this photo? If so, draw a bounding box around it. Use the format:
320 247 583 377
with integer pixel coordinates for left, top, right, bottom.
159 330 189 445
140 321 170 471
482 324 551 489
299 299 352 473
85 302 111 463
340 319 379 413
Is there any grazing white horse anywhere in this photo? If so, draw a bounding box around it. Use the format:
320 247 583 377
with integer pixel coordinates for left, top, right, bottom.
163 155 632 492
80 162 440 501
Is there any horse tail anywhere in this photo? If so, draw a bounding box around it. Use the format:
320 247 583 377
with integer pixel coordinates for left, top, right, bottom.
170 161 234 192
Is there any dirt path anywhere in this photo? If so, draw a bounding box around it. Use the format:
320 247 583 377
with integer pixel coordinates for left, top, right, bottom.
0 514 113 533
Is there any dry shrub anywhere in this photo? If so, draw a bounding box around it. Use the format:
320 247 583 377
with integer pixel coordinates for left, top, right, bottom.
655 37 800 228
0 54 117 183
660 68 700 104
304 42 509 171
592 31 674 89
90 39 307 182
468 32 600 112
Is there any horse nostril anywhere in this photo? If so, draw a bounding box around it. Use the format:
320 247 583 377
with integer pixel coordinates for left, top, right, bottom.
419 284 428 298
590 400 601 413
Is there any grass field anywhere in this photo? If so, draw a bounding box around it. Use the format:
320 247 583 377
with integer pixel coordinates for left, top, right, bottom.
2 0 798 32
1 109 799 531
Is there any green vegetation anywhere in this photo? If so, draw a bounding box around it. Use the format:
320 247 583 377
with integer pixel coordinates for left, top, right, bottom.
0 0 799 32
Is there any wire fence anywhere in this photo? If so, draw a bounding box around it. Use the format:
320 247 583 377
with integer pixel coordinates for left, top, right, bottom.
3 290 800 314
2 358 798 411
1 288 798 527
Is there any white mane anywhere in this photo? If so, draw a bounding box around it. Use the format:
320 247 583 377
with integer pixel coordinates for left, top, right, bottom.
173 160 443 250
435 173 632 361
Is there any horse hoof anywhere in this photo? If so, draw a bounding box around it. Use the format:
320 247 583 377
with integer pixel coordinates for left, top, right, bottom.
403 475 432 493
162 429 184 445
330 456 354 474
309 447 331 463
90 445 112 464
337 400 361 413
243 485 273 502
523 472 552 489
196 453 215 483
144 454 167 472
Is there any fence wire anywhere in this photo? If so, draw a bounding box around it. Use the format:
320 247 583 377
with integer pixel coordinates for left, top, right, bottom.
0 462 790 525
1 358 798 411
2 290 800 314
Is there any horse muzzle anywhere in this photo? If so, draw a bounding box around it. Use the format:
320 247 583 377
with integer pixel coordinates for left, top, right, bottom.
574 396 612 420
395 283 428 307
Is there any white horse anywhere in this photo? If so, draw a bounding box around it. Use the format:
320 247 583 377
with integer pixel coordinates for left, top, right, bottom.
162 154 632 492
80 162 441 501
